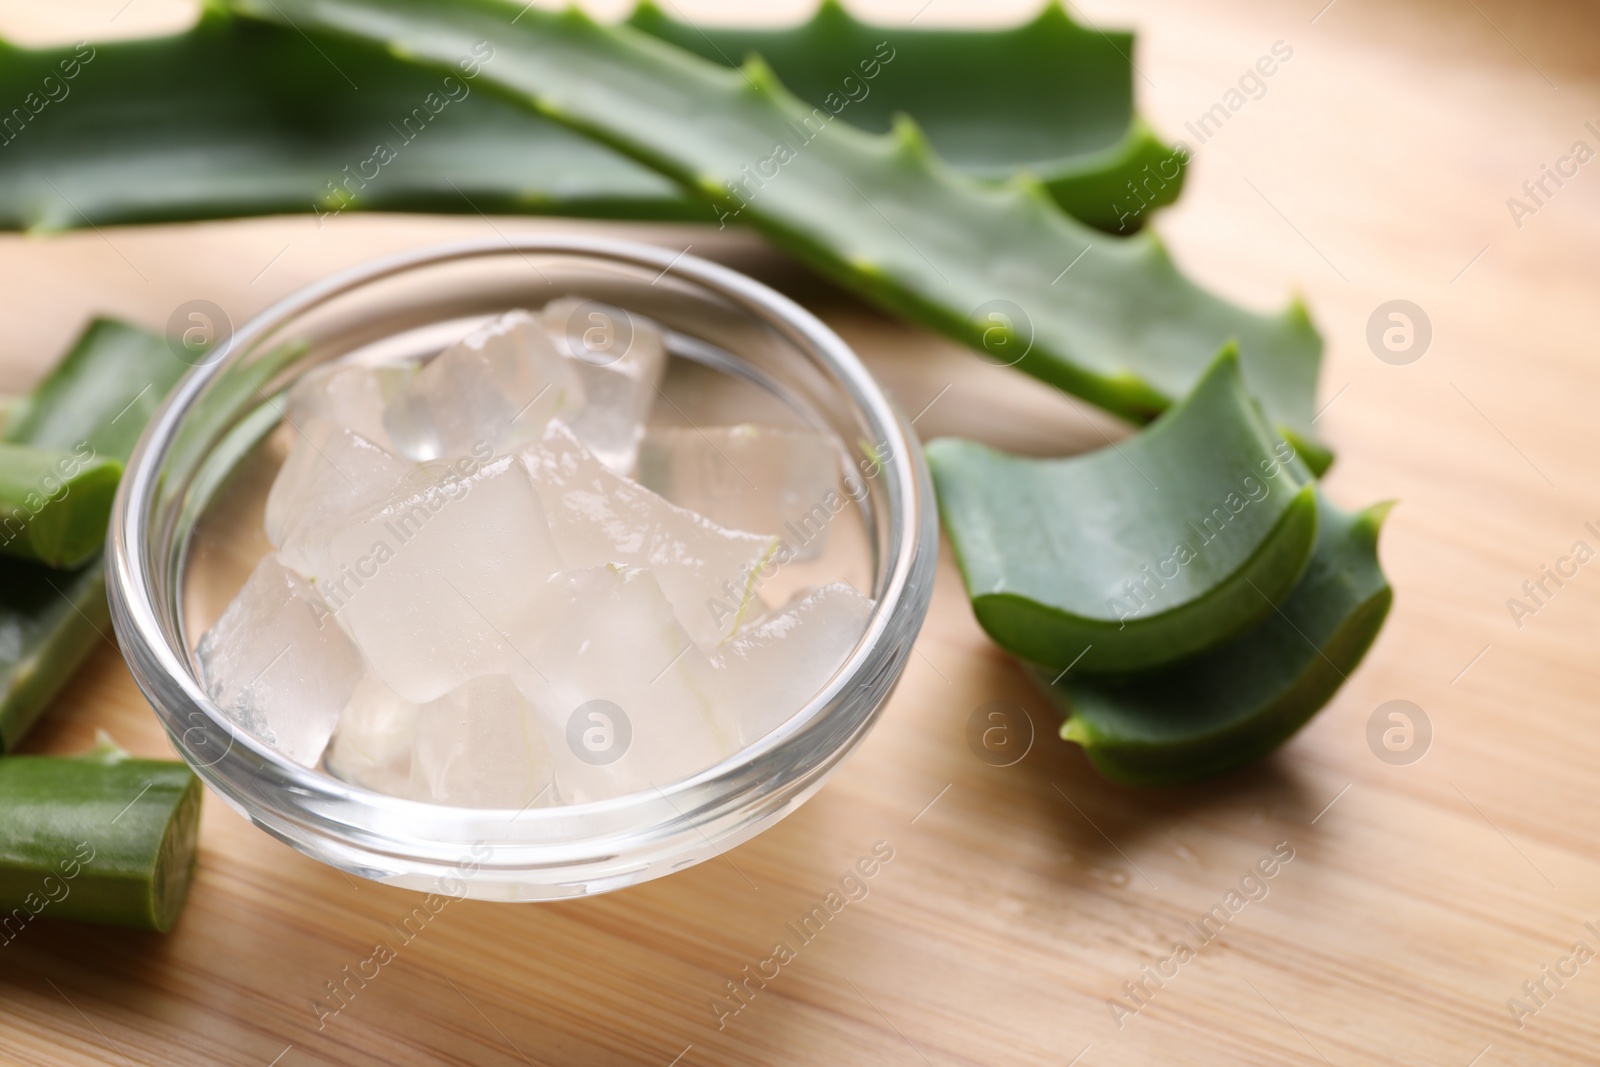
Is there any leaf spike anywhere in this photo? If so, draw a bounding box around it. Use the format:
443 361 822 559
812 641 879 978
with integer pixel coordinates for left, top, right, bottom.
1033 1 1080 31
628 0 665 22
1285 291 1317 332
1060 716 1090 745
811 0 856 29
1008 168 1057 209
889 112 935 164
1362 499 1398 530
738 52 783 97
555 2 596 29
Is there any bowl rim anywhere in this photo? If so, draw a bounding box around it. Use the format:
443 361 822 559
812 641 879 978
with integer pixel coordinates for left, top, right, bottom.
106 234 936 866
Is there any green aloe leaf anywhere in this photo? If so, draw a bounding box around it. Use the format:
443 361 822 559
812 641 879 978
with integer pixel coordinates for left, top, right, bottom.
626 0 1185 231
0 735 201 932
225 0 1328 467
926 347 1317 674
0 443 123 568
0 11 693 231
0 320 188 752
1035 494 1393 786
0 2 1170 233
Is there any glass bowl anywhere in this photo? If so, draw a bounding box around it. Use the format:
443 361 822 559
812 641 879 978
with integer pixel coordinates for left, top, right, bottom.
106 236 937 900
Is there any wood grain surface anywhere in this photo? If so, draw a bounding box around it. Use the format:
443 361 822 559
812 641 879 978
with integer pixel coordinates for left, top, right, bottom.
2 0 1598 1063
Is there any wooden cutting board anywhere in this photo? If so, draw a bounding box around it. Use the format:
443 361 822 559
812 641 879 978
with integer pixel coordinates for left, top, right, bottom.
3 0 1598 1063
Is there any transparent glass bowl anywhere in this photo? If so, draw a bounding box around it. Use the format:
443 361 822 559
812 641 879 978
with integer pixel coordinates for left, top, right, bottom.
107 236 937 900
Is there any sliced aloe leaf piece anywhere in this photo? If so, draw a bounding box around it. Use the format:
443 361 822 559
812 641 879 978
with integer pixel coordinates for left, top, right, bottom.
926 347 1317 674
1035 494 1393 786
0 734 201 933
0 444 123 568
227 0 1328 467
626 0 1184 231
0 320 188 751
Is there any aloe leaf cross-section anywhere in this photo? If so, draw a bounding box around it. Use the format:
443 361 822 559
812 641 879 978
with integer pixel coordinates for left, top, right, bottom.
1035 494 1393 786
926 347 1318 674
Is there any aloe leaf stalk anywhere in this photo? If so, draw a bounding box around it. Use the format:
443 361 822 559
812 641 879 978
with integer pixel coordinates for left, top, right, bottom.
1036 495 1393 786
0 444 123 568
926 347 1318 674
0 320 188 751
0 736 201 934
224 0 1326 466
626 0 1185 231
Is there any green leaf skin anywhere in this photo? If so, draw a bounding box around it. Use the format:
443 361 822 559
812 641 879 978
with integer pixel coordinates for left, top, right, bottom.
226 0 1329 468
0 320 188 752
0 11 695 232
0 748 201 933
0 3 1172 233
926 347 1317 674
0 444 123 568
626 0 1186 231
1036 495 1393 787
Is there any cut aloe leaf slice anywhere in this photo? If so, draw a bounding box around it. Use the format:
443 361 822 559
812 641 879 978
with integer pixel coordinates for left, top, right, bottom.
626 0 1185 231
0 2 1170 233
0 320 188 751
227 0 1328 467
1036 495 1393 786
0 443 123 568
926 347 1317 674
0 736 201 933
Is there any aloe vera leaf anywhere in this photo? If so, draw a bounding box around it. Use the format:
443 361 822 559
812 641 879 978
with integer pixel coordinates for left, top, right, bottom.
0 736 201 933
4 319 188 461
625 0 1184 231
0 444 123 568
1035 495 1393 786
0 10 695 232
227 0 1327 466
0 3 1164 233
0 320 187 752
926 347 1318 674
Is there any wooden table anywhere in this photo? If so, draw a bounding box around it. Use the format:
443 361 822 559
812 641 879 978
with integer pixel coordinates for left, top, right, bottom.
3 0 1598 1063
